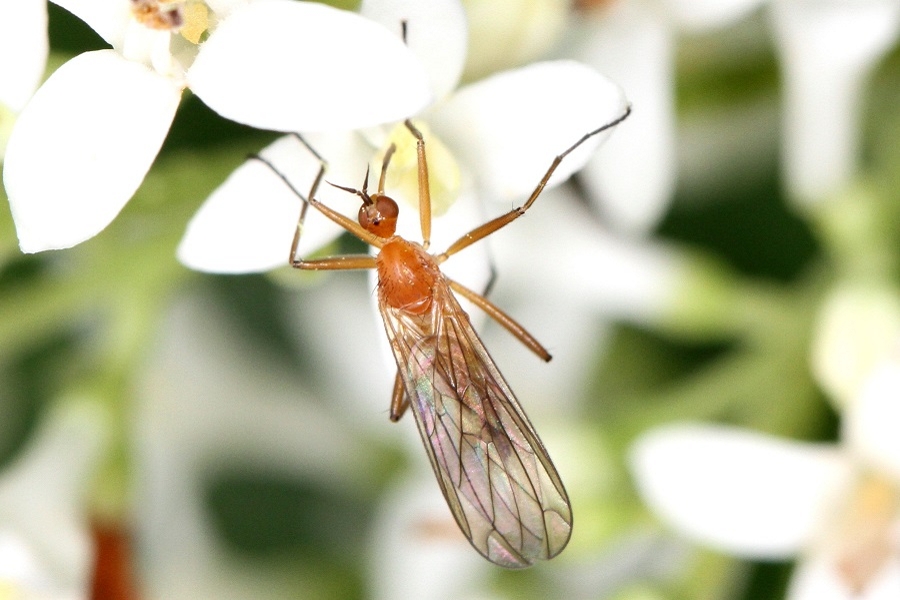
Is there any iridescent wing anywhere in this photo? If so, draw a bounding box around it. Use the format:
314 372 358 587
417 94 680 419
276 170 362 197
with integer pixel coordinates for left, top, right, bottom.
380 276 572 568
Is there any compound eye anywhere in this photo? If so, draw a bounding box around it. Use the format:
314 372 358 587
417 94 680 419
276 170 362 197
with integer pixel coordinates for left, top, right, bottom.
358 194 399 237
375 196 399 219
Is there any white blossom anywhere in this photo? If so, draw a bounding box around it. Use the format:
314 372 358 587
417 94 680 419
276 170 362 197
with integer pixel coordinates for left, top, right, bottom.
770 0 900 204
565 0 765 235
567 0 900 234
178 2 628 277
631 355 900 599
3 0 430 253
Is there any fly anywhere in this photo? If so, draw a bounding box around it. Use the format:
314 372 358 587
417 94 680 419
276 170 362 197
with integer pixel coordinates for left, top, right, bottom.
254 106 630 567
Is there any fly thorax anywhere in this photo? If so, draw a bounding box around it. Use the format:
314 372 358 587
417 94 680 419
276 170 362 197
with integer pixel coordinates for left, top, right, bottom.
377 239 437 314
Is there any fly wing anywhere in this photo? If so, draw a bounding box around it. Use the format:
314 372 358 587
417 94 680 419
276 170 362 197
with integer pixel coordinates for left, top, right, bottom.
380 279 572 568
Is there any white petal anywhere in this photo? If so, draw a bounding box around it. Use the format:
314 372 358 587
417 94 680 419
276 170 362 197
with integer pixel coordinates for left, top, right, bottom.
770 0 900 203
205 0 253 18
490 185 681 325
630 424 853 558
569 5 676 234
3 50 180 252
427 60 628 204
462 0 569 82
862 561 900 600
178 131 372 273
0 0 47 111
845 358 900 480
360 0 467 100
0 534 50 596
480 289 609 415
119 22 179 78
810 284 900 409
0 400 110 597
662 0 765 32
52 0 133 49
188 0 432 132
788 553 900 600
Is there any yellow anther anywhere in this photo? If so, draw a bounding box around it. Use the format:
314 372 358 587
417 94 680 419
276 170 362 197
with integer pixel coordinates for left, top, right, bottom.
179 1 209 44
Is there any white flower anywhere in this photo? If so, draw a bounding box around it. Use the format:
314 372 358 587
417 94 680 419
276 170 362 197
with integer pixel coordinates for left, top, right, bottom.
176 0 471 275
173 0 459 274
0 399 111 599
846 357 900 484
2 0 431 253
177 59 627 388
178 0 627 278
770 0 900 204
568 0 900 231
630 357 900 600
565 0 765 236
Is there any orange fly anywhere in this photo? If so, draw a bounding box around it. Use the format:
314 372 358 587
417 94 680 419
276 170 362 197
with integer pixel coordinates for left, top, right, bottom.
254 107 630 567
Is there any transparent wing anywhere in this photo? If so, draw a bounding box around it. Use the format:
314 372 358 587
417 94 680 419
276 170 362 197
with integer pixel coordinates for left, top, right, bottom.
380 277 572 568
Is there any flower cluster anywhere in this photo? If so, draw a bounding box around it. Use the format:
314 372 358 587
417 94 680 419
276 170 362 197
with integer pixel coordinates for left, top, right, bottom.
2 0 430 252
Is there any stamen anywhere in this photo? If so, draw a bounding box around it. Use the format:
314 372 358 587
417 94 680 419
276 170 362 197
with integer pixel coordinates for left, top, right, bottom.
179 2 209 44
834 475 899 594
131 0 185 31
573 0 617 12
